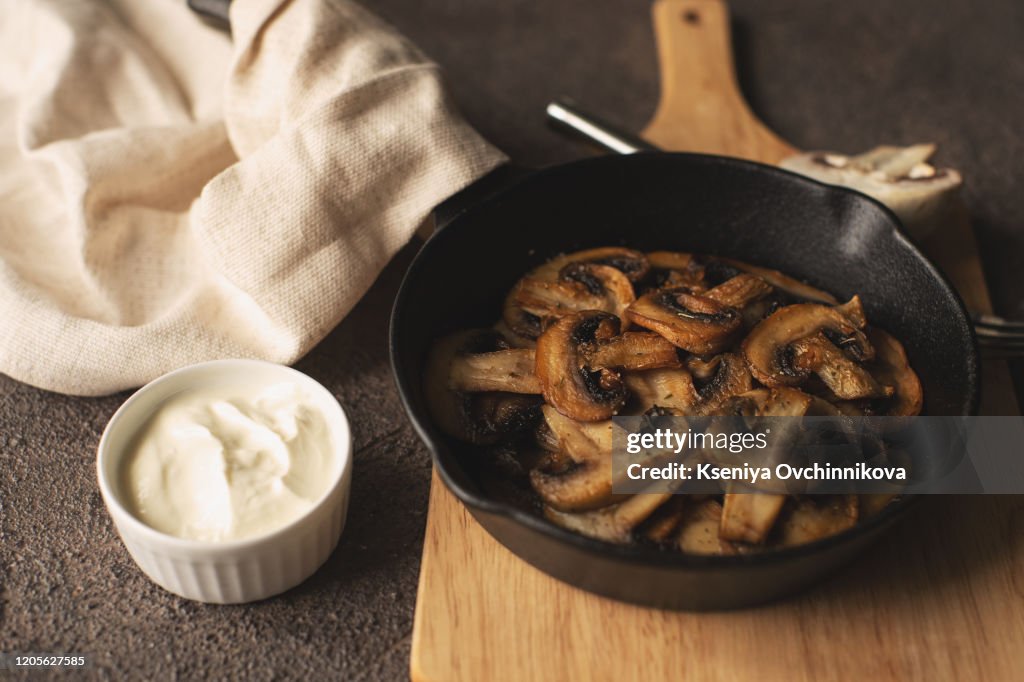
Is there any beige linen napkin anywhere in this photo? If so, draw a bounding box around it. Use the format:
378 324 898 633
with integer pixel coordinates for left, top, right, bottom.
0 0 505 395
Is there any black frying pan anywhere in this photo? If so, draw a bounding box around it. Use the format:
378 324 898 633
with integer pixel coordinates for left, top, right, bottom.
390 148 979 610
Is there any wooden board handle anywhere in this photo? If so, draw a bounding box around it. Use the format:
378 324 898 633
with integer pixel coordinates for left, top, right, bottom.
642 0 796 163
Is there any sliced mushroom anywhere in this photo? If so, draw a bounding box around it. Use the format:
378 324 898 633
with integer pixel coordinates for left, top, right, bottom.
529 405 619 511
623 367 699 414
685 354 754 415
645 251 706 290
789 333 892 400
835 295 868 329
501 246 647 337
535 311 627 421
545 492 672 543
641 497 688 544
866 328 923 416
676 499 739 555
425 329 542 444
776 495 859 546
503 262 636 339
780 144 962 239
721 386 818 417
585 332 681 371
720 492 787 544
719 258 837 304
448 348 541 394
626 287 742 355
624 353 752 416
703 273 773 309
551 247 651 282
742 299 876 388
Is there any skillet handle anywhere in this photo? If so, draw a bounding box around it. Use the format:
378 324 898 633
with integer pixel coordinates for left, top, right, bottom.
432 164 533 233
546 99 659 154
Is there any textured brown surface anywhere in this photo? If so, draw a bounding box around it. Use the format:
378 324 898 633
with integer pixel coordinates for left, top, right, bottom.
1 0 1021 679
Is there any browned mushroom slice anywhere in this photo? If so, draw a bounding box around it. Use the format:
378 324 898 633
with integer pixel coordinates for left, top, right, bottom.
742 298 876 387
623 368 699 414
686 354 754 415
720 257 838 304
640 497 688 543
775 495 859 546
448 348 542 393
626 287 742 355
789 333 892 400
585 332 681 371
535 311 627 421
503 263 636 339
530 405 620 511
721 386 818 417
646 251 706 289
425 329 542 444
866 328 923 416
676 499 739 555
703 274 773 309
559 247 651 282
834 296 867 328
623 354 752 416
544 492 672 543
720 492 787 544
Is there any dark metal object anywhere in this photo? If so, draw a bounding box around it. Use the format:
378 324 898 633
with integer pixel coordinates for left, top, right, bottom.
974 314 1024 354
188 0 231 28
389 150 979 610
546 99 657 155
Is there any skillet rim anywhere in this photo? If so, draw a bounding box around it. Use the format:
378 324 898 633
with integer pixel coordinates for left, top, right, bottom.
389 152 980 569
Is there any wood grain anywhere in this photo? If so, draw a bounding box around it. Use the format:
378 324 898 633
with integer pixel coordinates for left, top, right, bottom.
411 1 1021 679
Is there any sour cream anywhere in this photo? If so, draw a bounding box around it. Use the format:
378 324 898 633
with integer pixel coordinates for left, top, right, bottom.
123 381 336 542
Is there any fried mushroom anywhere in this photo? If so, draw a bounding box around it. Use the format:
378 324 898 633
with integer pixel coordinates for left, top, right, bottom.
425 329 542 444
719 258 837 304
504 263 636 339
529 405 620 511
645 251 706 290
789 333 892 400
866 328 923 416
545 492 673 543
742 298 876 388
720 493 788 544
626 287 741 355
448 348 541 394
775 495 859 546
585 332 681 371
624 353 752 416
535 311 628 421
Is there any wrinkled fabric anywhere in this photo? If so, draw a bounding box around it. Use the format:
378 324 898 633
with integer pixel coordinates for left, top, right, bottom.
0 0 505 395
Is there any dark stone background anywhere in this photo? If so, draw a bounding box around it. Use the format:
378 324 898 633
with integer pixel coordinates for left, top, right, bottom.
1 0 1020 679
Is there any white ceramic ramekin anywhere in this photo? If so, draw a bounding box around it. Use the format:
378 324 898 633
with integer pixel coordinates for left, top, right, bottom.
97 360 352 604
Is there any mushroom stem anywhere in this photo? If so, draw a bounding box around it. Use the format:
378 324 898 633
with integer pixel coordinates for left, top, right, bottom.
720 492 787 544
585 332 681 371
448 349 542 393
790 333 892 400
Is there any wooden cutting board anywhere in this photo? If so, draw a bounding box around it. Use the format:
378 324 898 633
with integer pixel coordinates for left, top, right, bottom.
410 1 1023 680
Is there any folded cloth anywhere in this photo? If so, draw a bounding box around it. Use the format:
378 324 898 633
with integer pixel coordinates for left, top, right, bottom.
0 0 505 395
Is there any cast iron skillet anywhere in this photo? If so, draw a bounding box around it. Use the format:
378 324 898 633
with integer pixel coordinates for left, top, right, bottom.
389 152 979 610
